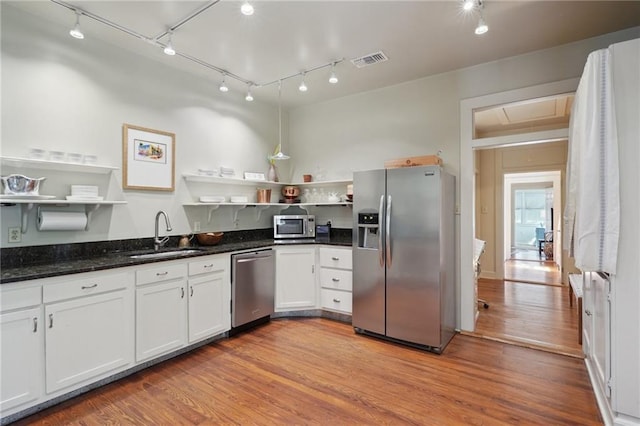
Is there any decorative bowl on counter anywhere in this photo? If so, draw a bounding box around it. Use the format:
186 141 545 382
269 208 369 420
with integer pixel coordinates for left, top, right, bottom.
1 174 46 195
196 232 224 246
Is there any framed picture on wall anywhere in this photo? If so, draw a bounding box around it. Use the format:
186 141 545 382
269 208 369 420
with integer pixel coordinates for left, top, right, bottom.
122 124 175 191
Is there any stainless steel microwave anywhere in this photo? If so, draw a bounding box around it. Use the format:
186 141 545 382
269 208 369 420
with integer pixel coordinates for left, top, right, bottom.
273 214 316 239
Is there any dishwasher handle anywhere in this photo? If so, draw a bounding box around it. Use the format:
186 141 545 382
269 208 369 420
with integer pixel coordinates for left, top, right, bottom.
234 251 273 262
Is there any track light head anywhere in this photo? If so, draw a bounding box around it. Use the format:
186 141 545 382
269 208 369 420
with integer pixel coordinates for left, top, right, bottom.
475 17 488 35
329 63 338 84
245 85 254 101
241 1 254 16
69 12 84 39
219 74 229 92
163 32 176 56
298 73 308 92
462 0 475 11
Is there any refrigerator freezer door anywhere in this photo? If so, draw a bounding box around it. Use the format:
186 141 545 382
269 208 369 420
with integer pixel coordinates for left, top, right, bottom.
385 166 442 347
352 169 386 335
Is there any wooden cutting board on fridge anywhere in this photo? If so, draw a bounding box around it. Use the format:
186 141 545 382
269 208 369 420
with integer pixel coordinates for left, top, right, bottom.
384 155 442 169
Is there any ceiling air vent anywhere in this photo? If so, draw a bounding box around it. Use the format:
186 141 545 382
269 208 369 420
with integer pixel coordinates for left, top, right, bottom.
351 51 388 68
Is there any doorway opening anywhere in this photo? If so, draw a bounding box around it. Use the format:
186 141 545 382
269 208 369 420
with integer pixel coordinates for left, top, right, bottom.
504 171 562 285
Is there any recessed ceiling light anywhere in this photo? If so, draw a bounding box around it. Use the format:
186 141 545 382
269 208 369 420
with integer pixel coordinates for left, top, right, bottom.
462 0 475 11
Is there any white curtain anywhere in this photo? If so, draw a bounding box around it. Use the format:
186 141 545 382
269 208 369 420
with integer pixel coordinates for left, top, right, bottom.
564 47 620 274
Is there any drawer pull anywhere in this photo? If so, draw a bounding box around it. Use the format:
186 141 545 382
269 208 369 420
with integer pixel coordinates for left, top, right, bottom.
331 256 340 261
190 286 194 297
181 287 185 299
332 278 340 282
49 314 53 329
333 298 341 303
81 284 98 290
33 317 38 333
204 264 214 268
156 271 169 276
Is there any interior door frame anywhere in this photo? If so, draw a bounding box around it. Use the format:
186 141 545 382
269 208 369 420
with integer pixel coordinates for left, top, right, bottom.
459 78 579 332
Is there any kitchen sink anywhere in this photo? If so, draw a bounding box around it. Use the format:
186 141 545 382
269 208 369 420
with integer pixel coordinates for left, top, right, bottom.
128 249 206 259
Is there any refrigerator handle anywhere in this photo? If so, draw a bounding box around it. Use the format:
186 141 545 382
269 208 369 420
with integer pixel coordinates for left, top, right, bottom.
386 195 392 267
378 195 385 267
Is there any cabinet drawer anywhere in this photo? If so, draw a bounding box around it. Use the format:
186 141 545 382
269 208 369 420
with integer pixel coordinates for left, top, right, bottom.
1 285 41 312
319 248 352 270
136 263 187 286
320 268 352 291
44 271 131 304
320 288 352 314
188 255 228 277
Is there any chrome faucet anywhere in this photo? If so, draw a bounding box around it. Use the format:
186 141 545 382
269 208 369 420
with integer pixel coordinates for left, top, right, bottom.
154 210 172 251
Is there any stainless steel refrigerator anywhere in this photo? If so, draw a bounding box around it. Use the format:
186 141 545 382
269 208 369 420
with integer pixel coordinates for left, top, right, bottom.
352 165 456 353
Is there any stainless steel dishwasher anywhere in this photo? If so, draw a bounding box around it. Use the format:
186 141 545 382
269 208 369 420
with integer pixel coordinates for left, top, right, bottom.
231 249 275 334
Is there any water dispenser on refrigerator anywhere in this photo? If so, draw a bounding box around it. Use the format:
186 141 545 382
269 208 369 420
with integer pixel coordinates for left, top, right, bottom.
357 212 380 249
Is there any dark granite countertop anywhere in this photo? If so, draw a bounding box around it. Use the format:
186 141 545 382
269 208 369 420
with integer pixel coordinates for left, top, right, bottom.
1 229 352 284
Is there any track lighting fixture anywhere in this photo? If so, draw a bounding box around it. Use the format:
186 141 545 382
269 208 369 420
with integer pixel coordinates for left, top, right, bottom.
163 32 176 56
462 0 475 11
240 1 254 16
219 74 229 92
245 84 254 101
328 63 338 84
298 73 308 92
69 11 84 39
475 17 488 35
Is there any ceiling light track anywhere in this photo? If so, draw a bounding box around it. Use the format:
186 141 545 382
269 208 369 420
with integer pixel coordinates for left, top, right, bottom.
152 0 221 42
258 59 345 89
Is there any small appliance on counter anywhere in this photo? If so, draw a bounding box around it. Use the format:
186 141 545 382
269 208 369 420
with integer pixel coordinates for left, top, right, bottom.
315 221 331 243
273 214 315 240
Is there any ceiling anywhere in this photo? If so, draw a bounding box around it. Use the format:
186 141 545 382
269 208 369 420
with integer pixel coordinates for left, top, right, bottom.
6 1 640 108
474 94 574 138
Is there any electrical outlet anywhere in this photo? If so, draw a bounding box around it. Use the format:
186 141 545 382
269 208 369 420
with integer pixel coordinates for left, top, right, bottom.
193 221 201 232
8 227 21 243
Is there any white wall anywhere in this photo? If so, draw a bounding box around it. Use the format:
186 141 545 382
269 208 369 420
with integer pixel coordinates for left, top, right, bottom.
288 26 639 331
1 4 283 246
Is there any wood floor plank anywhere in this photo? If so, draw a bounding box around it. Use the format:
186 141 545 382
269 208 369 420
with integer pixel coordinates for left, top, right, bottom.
13 318 601 426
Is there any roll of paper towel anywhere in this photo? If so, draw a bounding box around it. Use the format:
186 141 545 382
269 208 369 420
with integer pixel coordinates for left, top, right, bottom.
37 211 88 231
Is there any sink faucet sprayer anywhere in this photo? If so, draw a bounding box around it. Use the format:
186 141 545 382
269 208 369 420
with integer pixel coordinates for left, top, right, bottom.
154 211 172 251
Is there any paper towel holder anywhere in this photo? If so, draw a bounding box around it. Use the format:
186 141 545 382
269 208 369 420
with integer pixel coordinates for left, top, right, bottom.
35 205 98 232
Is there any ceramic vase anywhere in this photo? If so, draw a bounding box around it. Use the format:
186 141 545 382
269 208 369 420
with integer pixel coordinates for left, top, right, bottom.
267 163 279 182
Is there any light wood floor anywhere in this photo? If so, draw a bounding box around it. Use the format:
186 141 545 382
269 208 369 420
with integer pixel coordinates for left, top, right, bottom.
474 278 583 357
14 318 601 425
505 249 561 285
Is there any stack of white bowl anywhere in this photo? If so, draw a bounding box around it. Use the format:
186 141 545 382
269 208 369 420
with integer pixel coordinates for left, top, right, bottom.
67 185 102 200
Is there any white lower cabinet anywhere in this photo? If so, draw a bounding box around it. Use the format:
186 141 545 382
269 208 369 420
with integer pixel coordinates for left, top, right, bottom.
42 270 134 394
318 247 353 314
45 289 132 394
0 305 43 413
135 263 188 362
275 247 317 311
187 255 231 343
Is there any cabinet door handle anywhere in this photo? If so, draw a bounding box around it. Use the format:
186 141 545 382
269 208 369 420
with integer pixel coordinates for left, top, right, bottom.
332 277 340 282
81 284 98 290
181 287 185 299
49 313 53 328
332 256 340 261
585 309 592 316
333 298 341 303
312 265 315 274
156 271 169 277
190 286 194 297
33 317 38 333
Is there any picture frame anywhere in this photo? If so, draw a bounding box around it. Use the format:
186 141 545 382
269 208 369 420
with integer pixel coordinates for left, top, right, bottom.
244 172 266 181
122 124 175 191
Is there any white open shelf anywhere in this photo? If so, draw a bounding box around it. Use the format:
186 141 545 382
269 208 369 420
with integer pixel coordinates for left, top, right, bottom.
1 156 119 174
183 173 351 187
